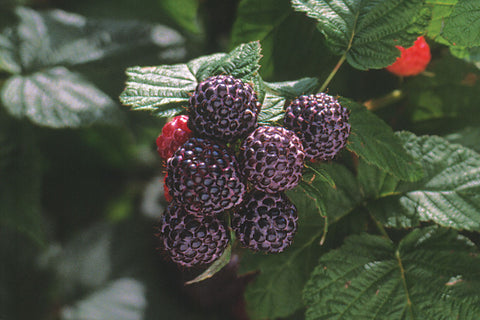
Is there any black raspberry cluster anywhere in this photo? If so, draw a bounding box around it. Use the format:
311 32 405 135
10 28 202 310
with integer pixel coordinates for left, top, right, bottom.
155 75 351 268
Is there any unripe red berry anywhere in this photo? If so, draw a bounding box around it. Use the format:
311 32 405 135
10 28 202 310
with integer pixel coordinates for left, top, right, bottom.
156 115 193 160
386 36 431 77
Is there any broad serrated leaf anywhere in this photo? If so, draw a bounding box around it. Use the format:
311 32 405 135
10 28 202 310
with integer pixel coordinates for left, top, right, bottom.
61 278 146 320
425 0 457 43
1 67 118 127
0 113 44 244
444 126 480 153
2 6 184 73
343 98 423 182
304 226 480 320
449 46 480 69
291 0 430 70
442 0 480 47
363 131 480 231
240 164 360 319
120 41 262 117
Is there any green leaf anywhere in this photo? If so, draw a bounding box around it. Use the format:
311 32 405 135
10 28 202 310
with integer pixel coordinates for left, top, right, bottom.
304 226 480 320
195 41 262 82
185 244 232 285
240 164 361 319
265 77 319 98
1 67 119 128
444 126 480 153
426 0 457 42
258 92 286 124
120 41 262 117
291 0 430 70
231 0 334 80
2 6 184 73
160 0 200 34
61 278 147 320
405 55 480 122
343 98 423 182
442 0 480 47
0 32 21 74
363 131 480 231
0 113 44 244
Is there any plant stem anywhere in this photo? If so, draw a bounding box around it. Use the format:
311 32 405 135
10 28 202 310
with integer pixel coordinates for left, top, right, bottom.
363 89 404 111
396 249 413 317
368 211 390 240
318 54 347 93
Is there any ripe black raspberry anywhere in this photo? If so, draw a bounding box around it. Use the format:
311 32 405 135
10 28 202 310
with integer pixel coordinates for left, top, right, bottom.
232 191 297 253
166 137 245 215
239 126 304 193
284 93 350 161
188 75 261 143
159 201 229 267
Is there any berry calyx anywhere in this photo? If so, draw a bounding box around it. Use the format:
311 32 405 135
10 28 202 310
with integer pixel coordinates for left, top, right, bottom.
284 93 351 161
156 115 193 160
159 201 229 267
188 75 261 143
386 36 431 77
232 191 298 253
166 137 245 215
239 126 304 193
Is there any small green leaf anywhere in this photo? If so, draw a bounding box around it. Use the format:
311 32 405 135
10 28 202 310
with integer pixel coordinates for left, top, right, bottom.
291 0 430 70
195 41 262 82
442 0 480 47
258 93 286 124
160 0 200 34
1 67 119 128
343 98 423 182
304 226 480 319
363 131 480 231
264 77 319 98
185 244 232 285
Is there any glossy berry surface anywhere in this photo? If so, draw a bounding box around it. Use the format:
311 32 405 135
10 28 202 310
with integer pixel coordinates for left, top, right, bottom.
239 126 304 193
163 174 172 202
166 137 245 215
284 93 350 161
232 191 297 253
156 115 193 160
386 36 431 77
188 75 261 143
159 201 229 267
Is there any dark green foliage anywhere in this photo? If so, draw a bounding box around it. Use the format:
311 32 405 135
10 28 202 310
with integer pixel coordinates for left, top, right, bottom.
2 0 480 320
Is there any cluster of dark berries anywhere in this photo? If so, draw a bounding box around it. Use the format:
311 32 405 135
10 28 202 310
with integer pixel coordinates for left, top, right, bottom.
155 75 351 268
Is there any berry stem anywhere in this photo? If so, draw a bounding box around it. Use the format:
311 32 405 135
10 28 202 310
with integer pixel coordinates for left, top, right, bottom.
318 54 346 93
363 89 404 111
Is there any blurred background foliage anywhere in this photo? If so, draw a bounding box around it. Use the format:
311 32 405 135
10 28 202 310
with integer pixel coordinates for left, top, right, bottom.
1 0 480 319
